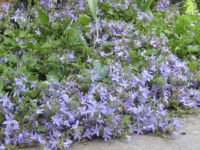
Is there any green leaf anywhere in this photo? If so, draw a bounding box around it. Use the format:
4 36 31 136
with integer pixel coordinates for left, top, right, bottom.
93 60 108 78
37 9 49 24
136 0 143 9
184 0 198 15
197 75 200 80
187 45 200 53
6 54 18 63
175 19 186 34
22 53 37 66
40 42 53 51
47 54 59 62
154 76 166 85
188 61 198 71
4 29 13 36
25 90 38 98
142 0 153 11
63 16 70 27
194 25 200 44
0 113 5 124
121 115 131 125
0 78 4 92
66 29 85 50
18 31 27 38
51 22 60 30
78 14 91 25
37 123 47 132
87 0 98 19
46 71 59 82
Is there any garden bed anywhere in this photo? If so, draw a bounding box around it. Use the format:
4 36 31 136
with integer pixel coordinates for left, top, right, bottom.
0 0 200 149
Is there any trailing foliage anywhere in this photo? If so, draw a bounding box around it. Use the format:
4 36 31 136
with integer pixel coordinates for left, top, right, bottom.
0 0 200 149
184 0 198 14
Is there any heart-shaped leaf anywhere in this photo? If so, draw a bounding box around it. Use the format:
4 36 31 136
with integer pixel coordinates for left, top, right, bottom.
78 14 91 25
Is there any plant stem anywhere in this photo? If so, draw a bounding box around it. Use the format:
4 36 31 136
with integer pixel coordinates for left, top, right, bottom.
95 17 99 39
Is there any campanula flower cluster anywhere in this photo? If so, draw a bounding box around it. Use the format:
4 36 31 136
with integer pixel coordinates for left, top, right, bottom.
0 0 200 149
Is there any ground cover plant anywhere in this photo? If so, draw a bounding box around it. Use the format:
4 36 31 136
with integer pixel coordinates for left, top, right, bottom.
0 0 200 149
